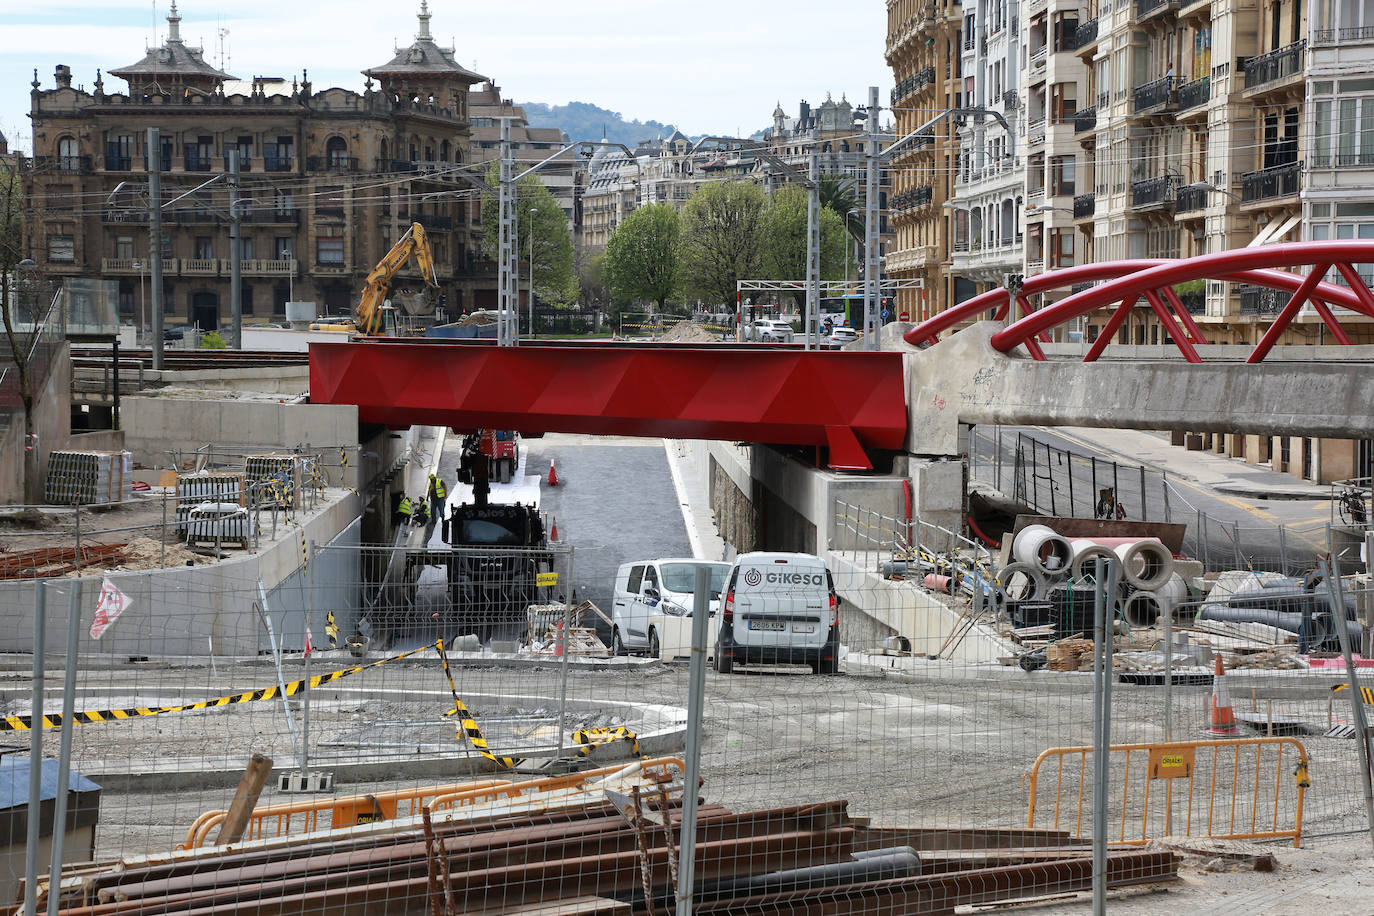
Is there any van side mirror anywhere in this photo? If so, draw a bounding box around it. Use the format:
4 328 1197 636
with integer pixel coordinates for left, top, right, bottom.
643 587 661 602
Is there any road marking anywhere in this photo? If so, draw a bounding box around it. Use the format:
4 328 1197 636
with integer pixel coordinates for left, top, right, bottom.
663 439 705 560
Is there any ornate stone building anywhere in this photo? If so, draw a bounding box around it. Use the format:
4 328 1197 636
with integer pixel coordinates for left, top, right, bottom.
23 2 494 330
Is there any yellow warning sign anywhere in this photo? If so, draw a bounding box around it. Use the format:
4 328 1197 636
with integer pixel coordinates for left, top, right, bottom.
1147 744 1196 780
536 572 559 587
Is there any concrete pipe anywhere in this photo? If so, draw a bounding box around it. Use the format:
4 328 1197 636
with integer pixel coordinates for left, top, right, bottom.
1013 525 1074 577
998 561 1047 602
923 573 952 594
1110 539 1174 591
1070 539 1119 580
1124 590 1165 628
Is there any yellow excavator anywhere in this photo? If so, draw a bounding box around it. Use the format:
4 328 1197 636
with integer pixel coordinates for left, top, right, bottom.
312 222 439 336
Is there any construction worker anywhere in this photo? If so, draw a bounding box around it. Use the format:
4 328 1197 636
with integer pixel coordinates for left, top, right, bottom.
396 493 413 525
428 473 447 521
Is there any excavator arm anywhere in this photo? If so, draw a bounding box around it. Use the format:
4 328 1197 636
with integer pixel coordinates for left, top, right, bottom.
355 222 440 336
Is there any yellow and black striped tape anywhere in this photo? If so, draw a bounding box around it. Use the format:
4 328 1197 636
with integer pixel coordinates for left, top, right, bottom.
1331 683 1374 704
572 726 641 758
325 611 340 649
435 636 520 770
0 640 438 732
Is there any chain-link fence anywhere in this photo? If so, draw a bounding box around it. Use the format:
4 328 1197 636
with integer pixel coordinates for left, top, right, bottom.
8 537 1374 913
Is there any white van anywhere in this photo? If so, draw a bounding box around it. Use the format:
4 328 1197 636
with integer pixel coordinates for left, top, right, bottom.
715 552 839 674
611 559 731 657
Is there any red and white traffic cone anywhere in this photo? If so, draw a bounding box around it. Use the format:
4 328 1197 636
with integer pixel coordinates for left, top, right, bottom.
1206 654 1240 737
549 515 559 543
547 459 559 487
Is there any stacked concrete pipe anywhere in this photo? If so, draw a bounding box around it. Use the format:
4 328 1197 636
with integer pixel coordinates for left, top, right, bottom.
1012 525 1074 578
1122 573 1188 627
1066 536 1174 591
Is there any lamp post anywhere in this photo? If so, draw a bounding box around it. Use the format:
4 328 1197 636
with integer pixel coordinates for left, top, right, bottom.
526 207 538 341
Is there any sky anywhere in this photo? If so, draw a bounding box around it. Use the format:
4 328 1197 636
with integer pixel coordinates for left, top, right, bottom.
0 0 894 153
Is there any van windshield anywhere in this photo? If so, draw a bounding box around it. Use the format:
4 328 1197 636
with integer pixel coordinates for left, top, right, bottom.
660 563 730 599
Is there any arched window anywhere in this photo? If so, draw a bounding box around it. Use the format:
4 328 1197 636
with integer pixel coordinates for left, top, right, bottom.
57 137 80 171
326 136 349 170
379 137 389 166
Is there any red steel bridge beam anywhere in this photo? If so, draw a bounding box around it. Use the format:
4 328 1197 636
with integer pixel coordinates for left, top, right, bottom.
308 342 909 471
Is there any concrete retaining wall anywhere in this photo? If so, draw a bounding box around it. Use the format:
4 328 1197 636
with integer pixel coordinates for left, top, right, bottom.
0 492 361 658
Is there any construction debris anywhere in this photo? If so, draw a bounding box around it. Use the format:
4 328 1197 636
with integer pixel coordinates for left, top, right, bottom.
659 320 721 343
31 762 1181 915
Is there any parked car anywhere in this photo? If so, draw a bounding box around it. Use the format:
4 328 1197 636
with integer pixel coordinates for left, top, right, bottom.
746 319 795 343
714 552 840 674
611 559 731 657
828 326 860 346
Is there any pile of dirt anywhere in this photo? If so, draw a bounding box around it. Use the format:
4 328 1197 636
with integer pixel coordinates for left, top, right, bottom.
660 320 722 343
454 311 497 328
114 537 208 571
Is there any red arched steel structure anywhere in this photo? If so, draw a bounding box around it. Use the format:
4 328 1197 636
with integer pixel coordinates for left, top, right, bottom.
905 241 1374 363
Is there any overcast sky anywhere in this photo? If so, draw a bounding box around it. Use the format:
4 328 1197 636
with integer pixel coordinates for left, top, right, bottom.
1 0 893 153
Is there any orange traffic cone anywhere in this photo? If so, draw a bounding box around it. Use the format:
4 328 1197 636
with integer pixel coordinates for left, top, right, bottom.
548 459 559 486
549 515 559 542
1206 654 1240 737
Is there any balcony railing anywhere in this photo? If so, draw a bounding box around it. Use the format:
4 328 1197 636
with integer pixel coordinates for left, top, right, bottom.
1030 46 1049 67
242 209 301 225
1239 284 1285 316
891 185 934 210
1133 76 1175 113
1312 26 1374 44
1243 41 1304 90
223 153 252 172
1130 175 1175 209
235 259 297 276
104 155 133 171
183 155 214 172
891 66 938 104
1003 90 1018 111
1176 76 1210 112
263 156 295 172
306 156 360 173
1134 0 1179 19
1073 193 1096 218
1178 292 1205 315
1175 184 1207 212
30 155 92 173
182 258 219 276
964 33 976 50
1073 106 1098 135
1074 18 1099 49
1241 161 1301 202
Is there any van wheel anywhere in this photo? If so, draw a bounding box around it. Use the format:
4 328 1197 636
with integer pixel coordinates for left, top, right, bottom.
648 628 660 659
612 629 627 657
815 656 838 675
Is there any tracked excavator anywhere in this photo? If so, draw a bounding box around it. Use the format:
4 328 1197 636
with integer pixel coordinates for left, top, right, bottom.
312 222 439 336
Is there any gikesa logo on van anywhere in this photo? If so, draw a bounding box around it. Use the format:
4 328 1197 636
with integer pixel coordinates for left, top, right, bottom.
740 567 825 588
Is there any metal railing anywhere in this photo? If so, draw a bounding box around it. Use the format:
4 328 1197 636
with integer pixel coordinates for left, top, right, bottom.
1313 26 1374 43
1133 76 1175 113
1073 193 1096 218
1177 75 1210 112
1074 18 1099 49
1243 40 1305 89
264 156 295 172
1241 161 1301 203
1134 0 1180 19
1073 106 1098 134
306 156 360 173
1131 175 1175 209
1175 183 1207 213
1026 737 1310 847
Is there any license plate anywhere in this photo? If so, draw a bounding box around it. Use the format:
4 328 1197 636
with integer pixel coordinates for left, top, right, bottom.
747 620 785 631
792 624 815 634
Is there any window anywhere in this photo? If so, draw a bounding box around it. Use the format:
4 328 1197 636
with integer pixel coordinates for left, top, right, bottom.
230 135 253 169
115 236 134 260
49 235 74 262
1312 84 1374 167
240 283 255 316
318 185 345 217
318 237 345 265
1050 228 1075 268
106 133 136 170
57 137 80 171
275 236 294 260
186 135 213 171
118 280 135 317
1051 156 1076 196
266 137 294 171
239 237 255 260
325 136 349 169
195 236 214 260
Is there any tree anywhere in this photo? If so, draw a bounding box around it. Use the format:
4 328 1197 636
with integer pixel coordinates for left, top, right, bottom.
603 203 681 312
818 174 864 245
758 186 848 309
480 167 579 307
678 183 765 307
0 156 42 502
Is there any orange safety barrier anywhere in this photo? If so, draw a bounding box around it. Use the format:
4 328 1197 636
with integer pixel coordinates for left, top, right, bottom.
429 756 686 812
1025 737 1310 848
178 778 510 850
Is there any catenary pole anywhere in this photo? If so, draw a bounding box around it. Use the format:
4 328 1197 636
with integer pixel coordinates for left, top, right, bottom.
148 128 164 370
863 87 880 351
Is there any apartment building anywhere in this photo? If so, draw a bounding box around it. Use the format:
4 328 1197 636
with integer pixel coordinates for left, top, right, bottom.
886 0 965 322
952 0 1026 295
23 3 494 327
468 82 580 235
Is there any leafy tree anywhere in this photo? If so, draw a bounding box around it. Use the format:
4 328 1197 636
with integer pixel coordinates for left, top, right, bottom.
603 203 681 312
200 330 228 349
758 186 848 308
480 167 579 306
818 174 864 245
678 183 765 307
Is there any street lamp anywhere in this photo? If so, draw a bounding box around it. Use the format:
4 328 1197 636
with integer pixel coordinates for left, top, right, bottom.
526 207 538 341
1187 180 1241 201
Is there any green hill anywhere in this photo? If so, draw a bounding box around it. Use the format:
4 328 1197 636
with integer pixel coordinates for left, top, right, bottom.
519 100 689 147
